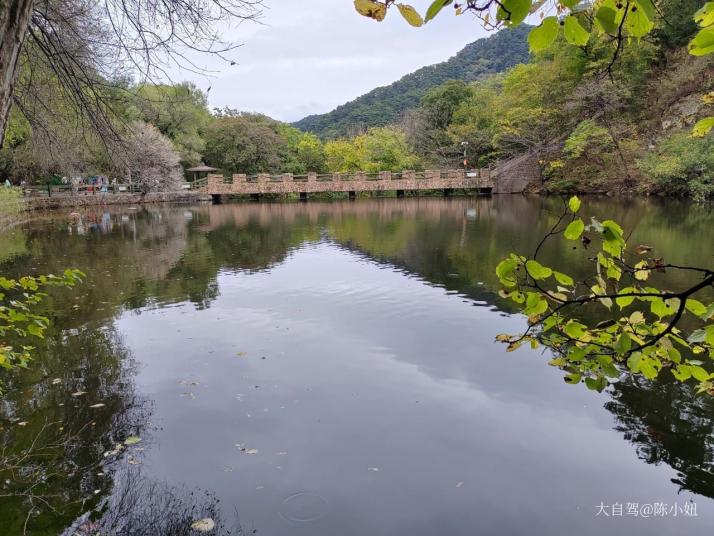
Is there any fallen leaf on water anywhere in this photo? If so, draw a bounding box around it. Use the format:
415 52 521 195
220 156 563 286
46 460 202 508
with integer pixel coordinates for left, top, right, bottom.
124 436 141 445
17 421 28 427
456 482 464 488
51 378 62 385
368 467 380 472
236 352 247 358
244 448 259 454
180 392 195 399
89 403 105 408
190 518 215 532
72 391 86 397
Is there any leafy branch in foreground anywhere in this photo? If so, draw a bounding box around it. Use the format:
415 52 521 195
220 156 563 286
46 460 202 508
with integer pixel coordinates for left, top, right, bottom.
495 196 714 394
0 269 84 371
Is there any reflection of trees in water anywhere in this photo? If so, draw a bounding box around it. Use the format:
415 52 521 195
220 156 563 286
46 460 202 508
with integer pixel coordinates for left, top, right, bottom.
3 198 714 531
0 327 149 536
605 375 714 499
67 467 254 536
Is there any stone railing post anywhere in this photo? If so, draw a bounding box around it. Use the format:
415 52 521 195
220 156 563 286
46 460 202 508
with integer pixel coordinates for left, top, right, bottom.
424 170 438 180
332 172 341 182
354 171 366 181
378 171 391 181
307 172 317 182
402 170 416 180
257 173 270 184
282 173 293 182
207 173 222 189
234 174 247 183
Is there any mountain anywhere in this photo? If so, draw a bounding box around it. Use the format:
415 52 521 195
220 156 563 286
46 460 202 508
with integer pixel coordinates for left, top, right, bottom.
293 26 531 139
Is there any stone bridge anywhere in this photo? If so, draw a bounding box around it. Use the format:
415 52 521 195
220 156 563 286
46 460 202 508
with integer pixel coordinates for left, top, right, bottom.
199 169 493 199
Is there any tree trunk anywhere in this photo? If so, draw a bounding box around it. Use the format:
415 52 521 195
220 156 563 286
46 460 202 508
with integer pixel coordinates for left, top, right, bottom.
0 0 35 147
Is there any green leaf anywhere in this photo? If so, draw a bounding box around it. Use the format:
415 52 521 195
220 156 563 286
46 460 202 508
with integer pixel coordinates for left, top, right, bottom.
568 195 581 213
497 0 531 26
616 287 636 308
553 271 574 286
396 3 424 26
694 2 714 27
671 365 692 381
563 16 590 46
525 259 553 280
564 372 582 384
524 292 548 316
595 6 620 35
689 27 714 56
124 436 142 445
634 0 656 21
626 4 654 38
354 0 387 21
27 324 44 337
651 297 678 318
496 258 518 287
563 218 585 240
424 0 452 22
560 0 580 8
585 375 608 392
692 117 714 138
528 17 560 52
685 299 707 318
613 333 631 354
563 320 587 339
690 365 711 382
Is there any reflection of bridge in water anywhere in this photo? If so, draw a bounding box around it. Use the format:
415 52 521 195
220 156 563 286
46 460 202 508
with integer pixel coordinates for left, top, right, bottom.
198 169 493 200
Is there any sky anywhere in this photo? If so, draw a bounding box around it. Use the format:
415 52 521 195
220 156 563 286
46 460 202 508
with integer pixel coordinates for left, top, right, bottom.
175 1 491 123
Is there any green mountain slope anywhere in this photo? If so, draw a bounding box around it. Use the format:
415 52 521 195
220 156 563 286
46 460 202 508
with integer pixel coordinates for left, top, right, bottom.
293 26 531 139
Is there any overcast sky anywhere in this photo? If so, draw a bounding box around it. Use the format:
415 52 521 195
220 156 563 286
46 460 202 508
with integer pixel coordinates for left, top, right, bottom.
176 1 491 122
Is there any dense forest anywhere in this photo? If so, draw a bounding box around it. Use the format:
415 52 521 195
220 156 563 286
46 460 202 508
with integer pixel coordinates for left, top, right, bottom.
293 25 531 139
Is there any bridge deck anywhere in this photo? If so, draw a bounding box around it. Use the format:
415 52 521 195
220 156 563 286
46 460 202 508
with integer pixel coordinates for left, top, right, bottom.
200 170 492 196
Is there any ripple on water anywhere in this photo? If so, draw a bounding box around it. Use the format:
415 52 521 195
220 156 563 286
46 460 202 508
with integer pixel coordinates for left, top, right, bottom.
279 491 330 523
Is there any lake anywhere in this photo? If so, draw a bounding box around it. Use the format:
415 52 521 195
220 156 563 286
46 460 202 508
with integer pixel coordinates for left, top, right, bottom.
1 195 713 535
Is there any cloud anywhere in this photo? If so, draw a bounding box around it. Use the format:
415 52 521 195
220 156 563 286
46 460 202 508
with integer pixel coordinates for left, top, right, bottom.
170 0 490 122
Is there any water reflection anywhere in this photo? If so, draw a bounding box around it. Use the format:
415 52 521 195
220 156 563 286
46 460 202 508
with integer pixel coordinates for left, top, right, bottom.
1 197 713 535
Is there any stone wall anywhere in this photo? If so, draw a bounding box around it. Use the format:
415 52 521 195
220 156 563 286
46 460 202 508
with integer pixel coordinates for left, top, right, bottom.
24 191 211 211
492 153 541 194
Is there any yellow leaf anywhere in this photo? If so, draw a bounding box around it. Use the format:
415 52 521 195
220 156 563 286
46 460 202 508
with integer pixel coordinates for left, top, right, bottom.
634 260 650 281
354 0 387 21
397 4 424 26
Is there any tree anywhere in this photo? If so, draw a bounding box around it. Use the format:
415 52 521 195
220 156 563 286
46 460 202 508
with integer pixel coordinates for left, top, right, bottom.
203 114 285 174
132 83 212 167
325 127 422 172
0 0 262 147
120 122 183 193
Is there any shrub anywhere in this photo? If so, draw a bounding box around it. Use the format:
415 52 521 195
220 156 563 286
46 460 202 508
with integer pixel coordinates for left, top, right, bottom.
0 187 25 217
638 132 714 201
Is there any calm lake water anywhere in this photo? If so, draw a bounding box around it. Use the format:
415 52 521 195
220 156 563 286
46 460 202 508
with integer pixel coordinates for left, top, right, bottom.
1 196 713 535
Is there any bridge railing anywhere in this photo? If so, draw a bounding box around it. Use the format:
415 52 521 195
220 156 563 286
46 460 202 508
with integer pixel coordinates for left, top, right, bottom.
202 168 491 191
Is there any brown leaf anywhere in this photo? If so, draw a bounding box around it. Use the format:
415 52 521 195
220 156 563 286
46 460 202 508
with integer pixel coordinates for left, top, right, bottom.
634 244 652 255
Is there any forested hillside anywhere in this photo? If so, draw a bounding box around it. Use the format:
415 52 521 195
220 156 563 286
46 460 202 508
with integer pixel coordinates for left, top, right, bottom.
292 25 531 139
